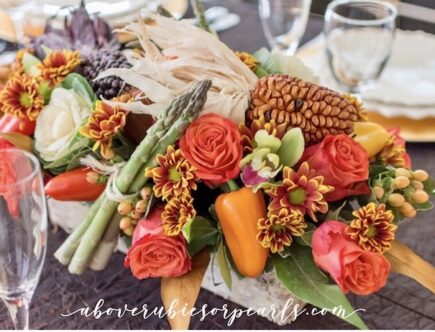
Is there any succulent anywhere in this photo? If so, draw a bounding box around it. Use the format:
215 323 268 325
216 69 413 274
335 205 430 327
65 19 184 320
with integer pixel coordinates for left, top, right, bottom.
31 0 119 60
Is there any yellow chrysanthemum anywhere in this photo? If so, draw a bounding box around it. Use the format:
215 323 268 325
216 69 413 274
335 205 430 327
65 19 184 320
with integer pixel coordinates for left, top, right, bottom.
235 51 259 71
265 162 334 221
162 195 196 236
79 101 127 160
346 203 397 253
379 135 407 168
145 145 197 201
38 50 81 86
0 74 44 120
257 208 306 253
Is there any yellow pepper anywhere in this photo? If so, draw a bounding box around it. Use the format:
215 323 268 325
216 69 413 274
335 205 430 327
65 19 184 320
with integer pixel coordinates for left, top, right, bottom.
353 122 390 158
215 187 269 277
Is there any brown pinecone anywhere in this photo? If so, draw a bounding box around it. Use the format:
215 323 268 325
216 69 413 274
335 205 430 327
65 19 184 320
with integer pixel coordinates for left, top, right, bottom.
246 74 366 145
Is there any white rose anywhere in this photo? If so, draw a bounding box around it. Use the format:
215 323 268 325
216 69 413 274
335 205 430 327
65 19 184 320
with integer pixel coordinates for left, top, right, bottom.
35 87 92 162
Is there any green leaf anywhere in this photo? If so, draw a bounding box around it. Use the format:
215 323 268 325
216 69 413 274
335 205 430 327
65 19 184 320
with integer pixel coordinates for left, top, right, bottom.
273 244 367 329
216 238 232 289
326 201 348 221
253 48 280 74
22 52 41 76
278 128 305 168
414 200 433 211
61 73 96 103
255 130 281 152
423 176 435 196
254 64 269 78
182 216 219 257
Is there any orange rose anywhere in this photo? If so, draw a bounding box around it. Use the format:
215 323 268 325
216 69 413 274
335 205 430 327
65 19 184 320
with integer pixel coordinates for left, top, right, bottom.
312 220 390 296
301 134 370 201
124 207 191 279
180 113 242 187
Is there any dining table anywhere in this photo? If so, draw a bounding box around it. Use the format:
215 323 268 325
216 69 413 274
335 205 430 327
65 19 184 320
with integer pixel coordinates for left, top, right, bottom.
0 0 434 329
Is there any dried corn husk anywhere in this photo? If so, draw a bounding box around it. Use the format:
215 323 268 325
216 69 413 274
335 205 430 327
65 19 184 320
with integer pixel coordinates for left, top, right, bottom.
97 14 258 124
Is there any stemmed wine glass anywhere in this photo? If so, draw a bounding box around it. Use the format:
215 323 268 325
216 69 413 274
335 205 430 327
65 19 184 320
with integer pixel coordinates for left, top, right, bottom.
259 0 312 55
324 0 397 93
0 149 47 330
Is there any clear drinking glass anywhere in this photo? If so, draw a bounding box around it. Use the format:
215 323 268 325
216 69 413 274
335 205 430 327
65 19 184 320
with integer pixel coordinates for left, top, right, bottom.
324 0 397 93
0 149 47 330
259 0 312 55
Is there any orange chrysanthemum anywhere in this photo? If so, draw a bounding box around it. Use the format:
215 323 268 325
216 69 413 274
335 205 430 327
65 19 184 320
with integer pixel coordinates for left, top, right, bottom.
265 162 333 221
346 203 397 253
162 195 196 236
257 208 306 253
235 51 258 71
0 74 44 120
38 50 81 86
146 146 197 201
239 116 279 154
79 101 127 160
379 135 407 168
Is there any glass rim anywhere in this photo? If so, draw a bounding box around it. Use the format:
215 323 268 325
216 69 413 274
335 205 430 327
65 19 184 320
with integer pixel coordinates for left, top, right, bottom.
0 148 41 189
326 0 398 26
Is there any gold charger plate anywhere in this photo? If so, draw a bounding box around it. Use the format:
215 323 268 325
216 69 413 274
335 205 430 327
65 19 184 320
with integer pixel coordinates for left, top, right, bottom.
367 112 435 142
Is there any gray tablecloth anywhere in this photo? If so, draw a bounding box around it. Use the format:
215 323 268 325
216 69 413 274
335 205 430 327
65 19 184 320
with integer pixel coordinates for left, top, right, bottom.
0 0 434 329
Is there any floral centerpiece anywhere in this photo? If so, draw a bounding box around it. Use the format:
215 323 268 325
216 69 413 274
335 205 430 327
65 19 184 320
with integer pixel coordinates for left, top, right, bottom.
0 1 434 329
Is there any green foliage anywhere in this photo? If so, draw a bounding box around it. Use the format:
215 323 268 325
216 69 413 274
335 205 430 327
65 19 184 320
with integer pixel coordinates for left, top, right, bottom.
62 73 96 103
216 237 232 289
182 216 220 257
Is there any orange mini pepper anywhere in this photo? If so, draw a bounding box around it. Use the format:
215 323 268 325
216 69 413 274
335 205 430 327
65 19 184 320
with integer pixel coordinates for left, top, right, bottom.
215 186 269 277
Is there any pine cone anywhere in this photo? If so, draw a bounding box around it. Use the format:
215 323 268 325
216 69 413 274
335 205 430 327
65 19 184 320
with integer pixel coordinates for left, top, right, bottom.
82 50 131 100
246 74 365 145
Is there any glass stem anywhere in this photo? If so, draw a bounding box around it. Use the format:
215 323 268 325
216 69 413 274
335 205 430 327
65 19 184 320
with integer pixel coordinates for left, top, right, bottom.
3 296 31 330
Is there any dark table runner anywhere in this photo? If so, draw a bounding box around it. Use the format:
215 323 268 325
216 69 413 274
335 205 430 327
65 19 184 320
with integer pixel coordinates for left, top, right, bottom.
1 0 434 329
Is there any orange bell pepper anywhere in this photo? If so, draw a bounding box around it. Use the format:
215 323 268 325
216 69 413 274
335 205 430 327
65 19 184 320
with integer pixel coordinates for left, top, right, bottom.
45 167 106 201
215 186 269 277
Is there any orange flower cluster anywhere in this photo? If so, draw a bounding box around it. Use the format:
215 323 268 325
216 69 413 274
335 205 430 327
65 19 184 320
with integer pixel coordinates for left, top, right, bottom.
161 196 196 236
257 208 306 253
265 162 333 222
346 203 397 253
146 145 198 236
79 101 127 160
38 50 81 86
0 74 44 121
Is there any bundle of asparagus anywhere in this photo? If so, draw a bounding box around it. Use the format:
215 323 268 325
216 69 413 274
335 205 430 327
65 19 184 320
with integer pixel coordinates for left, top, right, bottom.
54 80 212 274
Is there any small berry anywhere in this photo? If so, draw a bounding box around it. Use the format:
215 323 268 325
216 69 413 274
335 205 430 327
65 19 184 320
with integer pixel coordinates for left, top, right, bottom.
117 201 133 216
388 193 405 207
86 171 100 184
394 176 410 189
412 190 429 204
411 180 424 190
140 186 152 201
119 217 132 230
395 168 411 178
412 170 429 182
399 202 416 218
130 209 143 219
373 186 385 199
135 199 148 214
124 226 134 236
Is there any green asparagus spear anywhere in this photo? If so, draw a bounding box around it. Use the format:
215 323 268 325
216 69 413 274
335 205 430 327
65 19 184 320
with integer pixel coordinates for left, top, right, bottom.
67 80 211 274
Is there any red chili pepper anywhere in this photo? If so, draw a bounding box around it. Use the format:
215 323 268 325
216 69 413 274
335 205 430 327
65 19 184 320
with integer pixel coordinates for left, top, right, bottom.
44 167 106 201
0 114 36 136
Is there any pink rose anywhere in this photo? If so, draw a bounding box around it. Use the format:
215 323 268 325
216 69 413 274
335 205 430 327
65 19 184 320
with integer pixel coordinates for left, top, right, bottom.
301 134 369 201
312 221 391 296
124 207 192 279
